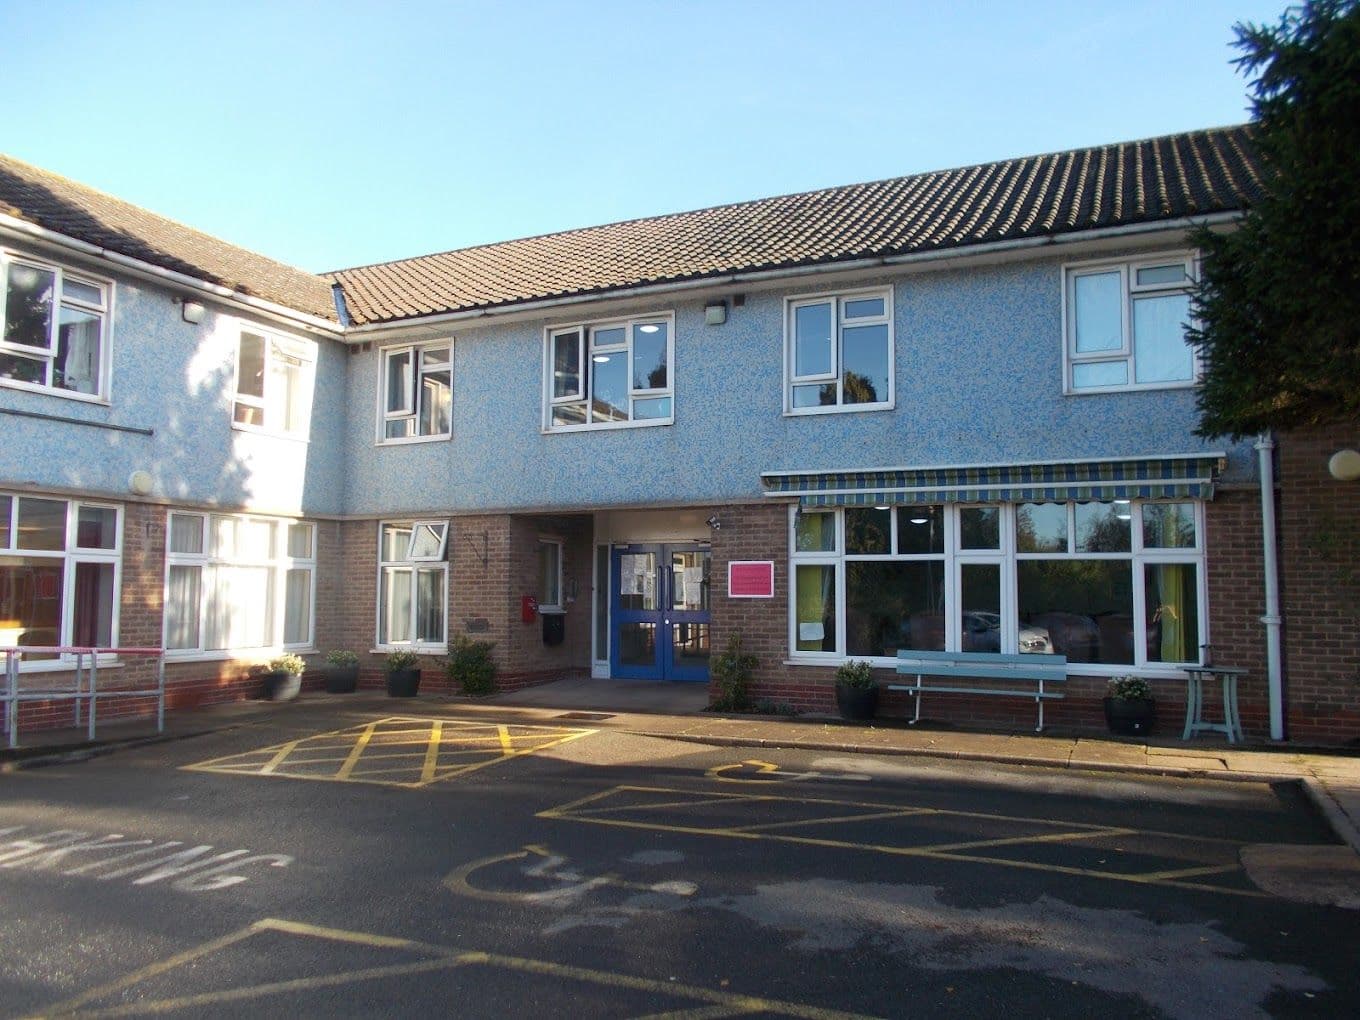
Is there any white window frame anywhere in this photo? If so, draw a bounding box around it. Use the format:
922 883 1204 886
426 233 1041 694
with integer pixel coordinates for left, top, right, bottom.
787 500 1208 676
0 493 122 669
1062 252 1199 394
162 510 317 659
375 520 449 651
783 286 894 415
0 249 112 403
541 311 675 432
376 342 453 445
231 322 317 438
538 537 564 613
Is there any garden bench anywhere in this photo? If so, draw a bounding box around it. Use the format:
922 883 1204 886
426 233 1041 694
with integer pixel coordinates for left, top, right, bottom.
890 649 1068 732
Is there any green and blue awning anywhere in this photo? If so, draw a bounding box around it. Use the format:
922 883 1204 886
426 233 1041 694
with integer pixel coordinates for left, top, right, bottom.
761 454 1224 507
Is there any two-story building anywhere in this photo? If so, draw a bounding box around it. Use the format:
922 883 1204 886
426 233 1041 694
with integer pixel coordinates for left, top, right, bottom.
2 124 1357 744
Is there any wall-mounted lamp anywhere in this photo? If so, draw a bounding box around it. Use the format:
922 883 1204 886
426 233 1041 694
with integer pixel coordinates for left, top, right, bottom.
1329 449 1360 481
127 470 154 496
180 299 206 325
705 515 722 531
704 301 727 326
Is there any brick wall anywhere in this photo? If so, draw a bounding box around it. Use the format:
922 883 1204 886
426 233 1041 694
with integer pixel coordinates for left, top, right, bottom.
1278 424 1360 744
1204 487 1271 737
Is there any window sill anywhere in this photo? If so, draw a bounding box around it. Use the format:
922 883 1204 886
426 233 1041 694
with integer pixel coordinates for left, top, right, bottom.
784 656 1196 680
165 647 318 664
0 378 110 405
231 423 311 443
543 417 672 435
1063 380 1198 396
783 402 893 417
375 433 452 447
371 645 447 656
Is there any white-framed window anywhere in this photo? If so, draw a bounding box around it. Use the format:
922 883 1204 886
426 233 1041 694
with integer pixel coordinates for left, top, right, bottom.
164 511 316 656
784 287 893 414
1064 253 1197 392
377 520 448 649
0 493 121 665
378 342 452 443
0 250 111 401
232 325 316 437
544 313 673 431
789 500 1206 673
538 538 563 612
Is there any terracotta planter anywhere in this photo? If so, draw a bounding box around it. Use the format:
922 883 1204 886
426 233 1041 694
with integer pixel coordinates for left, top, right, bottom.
835 682 879 721
1104 696 1156 736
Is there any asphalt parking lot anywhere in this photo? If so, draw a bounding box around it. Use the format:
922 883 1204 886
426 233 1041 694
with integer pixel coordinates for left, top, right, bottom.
3 700 1357 1018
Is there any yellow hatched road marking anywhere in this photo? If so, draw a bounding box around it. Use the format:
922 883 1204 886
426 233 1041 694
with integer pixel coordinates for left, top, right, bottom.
335 721 379 780
498 724 514 756
28 917 880 1020
420 720 445 783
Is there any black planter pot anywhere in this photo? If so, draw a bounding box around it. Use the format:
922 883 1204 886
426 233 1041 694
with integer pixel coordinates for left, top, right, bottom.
1104 696 1156 736
386 667 421 698
835 682 879 721
324 665 360 693
263 670 301 702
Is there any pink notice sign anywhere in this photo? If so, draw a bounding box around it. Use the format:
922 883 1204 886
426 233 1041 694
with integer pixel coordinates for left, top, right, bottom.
728 561 775 599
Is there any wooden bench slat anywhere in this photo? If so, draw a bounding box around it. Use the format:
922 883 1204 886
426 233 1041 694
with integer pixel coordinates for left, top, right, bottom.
894 664 1066 683
887 684 1065 699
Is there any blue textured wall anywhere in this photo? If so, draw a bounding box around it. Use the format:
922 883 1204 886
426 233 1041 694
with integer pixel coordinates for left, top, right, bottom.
0 270 347 515
342 251 1252 517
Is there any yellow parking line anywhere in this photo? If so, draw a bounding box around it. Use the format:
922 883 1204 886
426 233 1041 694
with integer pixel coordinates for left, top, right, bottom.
728 808 937 833
922 828 1136 853
498 724 514 756
420 721 445 783
335 721 379 780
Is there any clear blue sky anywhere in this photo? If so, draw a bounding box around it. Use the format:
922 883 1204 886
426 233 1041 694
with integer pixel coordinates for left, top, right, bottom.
0 0 1283 272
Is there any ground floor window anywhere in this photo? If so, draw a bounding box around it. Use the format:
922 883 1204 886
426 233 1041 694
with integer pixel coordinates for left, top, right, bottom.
0 493 120 662
164 511 315 655
789 500 1205 671
377 521 448 649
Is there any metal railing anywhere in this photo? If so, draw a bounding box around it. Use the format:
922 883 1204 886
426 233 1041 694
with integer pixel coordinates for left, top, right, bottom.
2 646 166 750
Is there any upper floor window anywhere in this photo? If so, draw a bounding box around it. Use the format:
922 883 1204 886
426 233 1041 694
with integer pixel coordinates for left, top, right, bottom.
0 251 110 401
785 288 893 414
1065 254 1196 392
233 326 315 437
379 343 451 443
544 314 673 431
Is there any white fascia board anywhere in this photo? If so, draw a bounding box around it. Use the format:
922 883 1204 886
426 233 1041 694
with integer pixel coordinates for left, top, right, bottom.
345 212 1241 341
0 214 345 340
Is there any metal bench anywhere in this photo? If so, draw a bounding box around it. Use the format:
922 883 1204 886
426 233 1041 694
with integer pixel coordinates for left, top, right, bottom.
891 650 1068 732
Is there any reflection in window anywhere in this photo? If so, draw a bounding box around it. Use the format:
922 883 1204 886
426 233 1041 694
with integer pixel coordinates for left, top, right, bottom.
548 316 672 429
0 255 108 399
846 561 945 656
381 343 451 441
1017 560 1134 664
234 330 315 436
788 289 892 411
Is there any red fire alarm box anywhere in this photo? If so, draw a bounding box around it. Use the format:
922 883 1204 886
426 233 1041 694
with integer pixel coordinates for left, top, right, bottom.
521 595 539 623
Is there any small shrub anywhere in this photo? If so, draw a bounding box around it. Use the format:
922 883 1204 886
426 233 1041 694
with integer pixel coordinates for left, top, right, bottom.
1107 675 1153 701
447 634 496 695
269 652 306 675
835 659 875 689
385 649 420 672
710 635 758 712
325 649 359 667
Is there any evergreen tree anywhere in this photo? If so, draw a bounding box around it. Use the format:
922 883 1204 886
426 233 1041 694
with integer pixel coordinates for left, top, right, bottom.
1189 0 1360 439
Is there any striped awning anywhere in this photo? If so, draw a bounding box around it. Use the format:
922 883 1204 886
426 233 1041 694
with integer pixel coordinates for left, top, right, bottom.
761 455 1224 508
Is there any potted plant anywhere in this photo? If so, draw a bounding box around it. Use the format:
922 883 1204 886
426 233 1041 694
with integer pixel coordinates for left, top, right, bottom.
447 635 496 695
262 652 305 702
1104 675 1156 735
323 650 360 693
835 659 879 721
384 649 422 698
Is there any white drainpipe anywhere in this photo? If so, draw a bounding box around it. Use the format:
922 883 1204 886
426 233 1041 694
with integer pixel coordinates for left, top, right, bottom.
1256 432 1285 740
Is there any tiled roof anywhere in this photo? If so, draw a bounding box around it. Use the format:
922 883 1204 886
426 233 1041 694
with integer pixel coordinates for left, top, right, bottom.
327 124 1261 327
0 154 338 322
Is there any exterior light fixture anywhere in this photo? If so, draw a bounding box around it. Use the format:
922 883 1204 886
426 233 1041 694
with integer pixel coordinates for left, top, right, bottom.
704 301 727 325
705 515 721 530
1329 449 1360 481
181 299 206 324
128 470 154 495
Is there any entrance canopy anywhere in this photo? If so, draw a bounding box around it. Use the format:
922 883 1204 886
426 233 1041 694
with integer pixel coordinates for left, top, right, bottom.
761 454 1224 508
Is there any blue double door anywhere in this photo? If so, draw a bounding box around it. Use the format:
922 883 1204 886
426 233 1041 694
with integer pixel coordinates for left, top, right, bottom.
610 543 711 682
